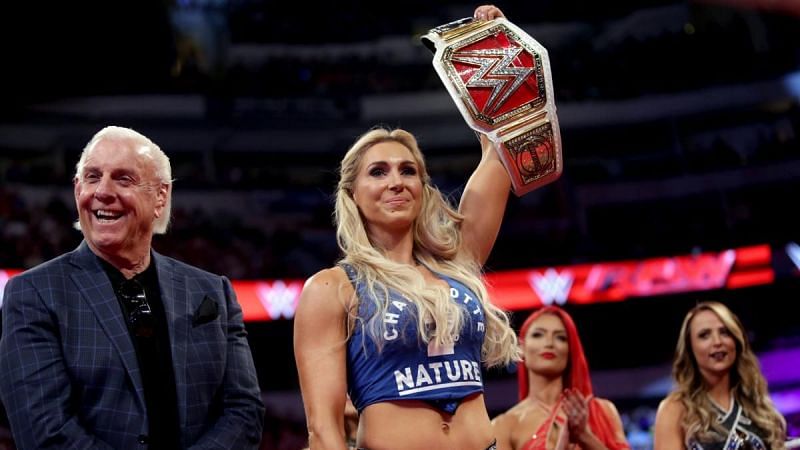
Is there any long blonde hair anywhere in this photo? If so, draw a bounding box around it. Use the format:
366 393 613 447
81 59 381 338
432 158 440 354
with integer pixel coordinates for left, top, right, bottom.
670 301 786 449
335 127 519 367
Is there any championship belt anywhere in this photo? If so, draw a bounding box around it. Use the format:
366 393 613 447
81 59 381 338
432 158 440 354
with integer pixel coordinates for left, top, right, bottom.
421 17 562 196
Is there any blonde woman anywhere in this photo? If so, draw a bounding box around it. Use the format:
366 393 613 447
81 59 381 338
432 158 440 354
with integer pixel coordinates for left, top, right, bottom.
293 72 521 449
654 301 787 450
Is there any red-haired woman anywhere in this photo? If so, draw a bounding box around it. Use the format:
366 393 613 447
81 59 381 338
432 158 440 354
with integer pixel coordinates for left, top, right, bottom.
492 306 630 450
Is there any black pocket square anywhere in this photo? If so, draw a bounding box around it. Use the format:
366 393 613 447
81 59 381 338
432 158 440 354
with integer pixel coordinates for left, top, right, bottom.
192 295 219 326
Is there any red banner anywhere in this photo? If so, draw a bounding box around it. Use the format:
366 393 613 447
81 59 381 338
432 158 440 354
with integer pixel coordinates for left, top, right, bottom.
485 245 772 311
0 244 783 321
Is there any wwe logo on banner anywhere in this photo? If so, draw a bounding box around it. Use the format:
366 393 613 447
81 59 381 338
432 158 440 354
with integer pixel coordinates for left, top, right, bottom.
787 242 800 272
256 281 300 320
529 268 573 305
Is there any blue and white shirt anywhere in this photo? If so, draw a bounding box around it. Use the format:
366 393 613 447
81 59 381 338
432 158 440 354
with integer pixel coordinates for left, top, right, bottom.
343 265 486 415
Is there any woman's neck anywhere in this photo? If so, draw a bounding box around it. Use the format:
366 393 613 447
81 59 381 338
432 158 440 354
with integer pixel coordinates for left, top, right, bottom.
704 371 732 409
368 227 416 265
527 371 564 407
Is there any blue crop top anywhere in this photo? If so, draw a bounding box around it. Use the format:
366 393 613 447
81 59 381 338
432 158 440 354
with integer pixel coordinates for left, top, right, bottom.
343 264 486 415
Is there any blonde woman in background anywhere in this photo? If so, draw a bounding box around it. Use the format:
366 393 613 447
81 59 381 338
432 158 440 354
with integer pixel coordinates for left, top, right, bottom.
654 301 787 450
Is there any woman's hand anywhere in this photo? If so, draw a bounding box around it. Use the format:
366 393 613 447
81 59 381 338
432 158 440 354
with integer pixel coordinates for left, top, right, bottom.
562 388 591 444
478 133 499 157
474 4 505 20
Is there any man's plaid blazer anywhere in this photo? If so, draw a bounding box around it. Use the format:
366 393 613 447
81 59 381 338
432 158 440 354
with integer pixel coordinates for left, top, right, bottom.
0 241 265 449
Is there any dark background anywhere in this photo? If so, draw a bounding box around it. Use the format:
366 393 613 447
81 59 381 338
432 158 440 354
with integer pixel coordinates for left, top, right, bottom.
1 0 799 448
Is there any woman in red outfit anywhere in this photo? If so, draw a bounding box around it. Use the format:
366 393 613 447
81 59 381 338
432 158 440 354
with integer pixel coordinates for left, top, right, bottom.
492 306 630 450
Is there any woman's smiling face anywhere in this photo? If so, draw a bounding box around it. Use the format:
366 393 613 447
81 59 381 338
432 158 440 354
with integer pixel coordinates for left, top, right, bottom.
351 141 423 235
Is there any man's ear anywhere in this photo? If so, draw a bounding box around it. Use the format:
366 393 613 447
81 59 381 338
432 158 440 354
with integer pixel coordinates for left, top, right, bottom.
154 183 169 217
73 177 81 199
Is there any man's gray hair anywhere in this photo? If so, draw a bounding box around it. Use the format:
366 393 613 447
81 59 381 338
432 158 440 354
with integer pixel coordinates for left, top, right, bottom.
74 126 173 234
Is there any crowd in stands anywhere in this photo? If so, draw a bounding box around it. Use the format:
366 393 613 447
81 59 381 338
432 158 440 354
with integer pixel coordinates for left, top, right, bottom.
2 108 798 278
9 1 797 112
2 3 800 449
220 2 800 104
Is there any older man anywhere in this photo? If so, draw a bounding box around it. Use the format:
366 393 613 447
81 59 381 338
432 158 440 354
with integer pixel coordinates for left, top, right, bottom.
0 126 264 449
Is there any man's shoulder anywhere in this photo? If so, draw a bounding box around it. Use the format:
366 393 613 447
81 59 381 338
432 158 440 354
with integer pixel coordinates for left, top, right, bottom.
153 252 223 281
12 250 77 281
3 250 82 303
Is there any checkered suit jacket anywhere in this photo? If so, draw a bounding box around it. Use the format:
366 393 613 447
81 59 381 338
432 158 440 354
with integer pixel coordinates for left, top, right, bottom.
0 241 265 449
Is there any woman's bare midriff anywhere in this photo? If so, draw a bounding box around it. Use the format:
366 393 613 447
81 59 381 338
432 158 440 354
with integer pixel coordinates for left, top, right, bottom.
356 393 494 450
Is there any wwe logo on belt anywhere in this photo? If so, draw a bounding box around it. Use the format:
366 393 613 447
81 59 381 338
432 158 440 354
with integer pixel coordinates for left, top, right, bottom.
452 46 534 115
529 269 573 305
422 18 562 195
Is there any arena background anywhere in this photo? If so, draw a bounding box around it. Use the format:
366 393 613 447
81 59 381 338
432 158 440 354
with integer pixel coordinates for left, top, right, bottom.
1 0 799 448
